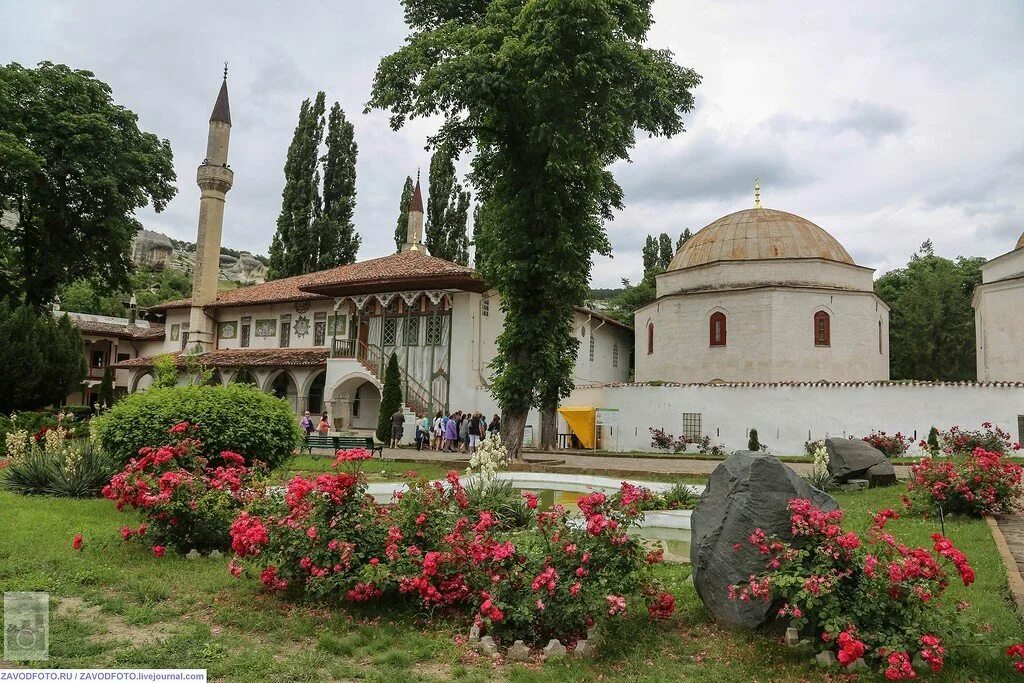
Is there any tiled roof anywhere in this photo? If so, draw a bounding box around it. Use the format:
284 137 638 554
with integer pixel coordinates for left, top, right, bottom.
577 380 1024 389
410 179 424 213
151 251 485 310
149 271 325 311
113 347 329 369
210 78 231 125
574 307 633 332
64 312 165 341
298 250 485 296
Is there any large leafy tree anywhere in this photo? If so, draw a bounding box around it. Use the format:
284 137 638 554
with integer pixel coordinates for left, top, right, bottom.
425 142 471 264
0 298 86 412
369 0 699 457
0 62 176 309
875 241 984 381
394 175 414 252
58 267 193 317
317 103 360 268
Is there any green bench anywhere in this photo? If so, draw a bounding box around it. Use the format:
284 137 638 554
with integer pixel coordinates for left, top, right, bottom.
301 434 384 459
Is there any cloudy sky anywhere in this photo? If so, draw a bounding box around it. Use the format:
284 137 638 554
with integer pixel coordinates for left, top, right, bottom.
4 0 1023 287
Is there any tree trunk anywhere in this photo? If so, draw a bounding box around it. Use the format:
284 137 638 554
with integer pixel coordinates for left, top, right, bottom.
502 409 528 462
539 405 557 451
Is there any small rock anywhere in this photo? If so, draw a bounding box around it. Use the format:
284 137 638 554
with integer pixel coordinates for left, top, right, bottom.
587 624 602 647
468 625 480 645
542 639 566 660
186 549 201 561
209 550 222 559
477 636 498 656
507 640 531 662
850 657 869 671
573 639 597 658
814 650 837 668
785 627 799 647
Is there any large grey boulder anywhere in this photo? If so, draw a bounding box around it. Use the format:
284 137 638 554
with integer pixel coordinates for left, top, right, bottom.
690 451 838 629
825 438 887 482
865 460 897 487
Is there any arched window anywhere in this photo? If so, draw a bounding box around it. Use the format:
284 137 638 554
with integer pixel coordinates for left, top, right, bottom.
878 319 883 354
814 311 831 347
709 312 727 347
646 322 654 355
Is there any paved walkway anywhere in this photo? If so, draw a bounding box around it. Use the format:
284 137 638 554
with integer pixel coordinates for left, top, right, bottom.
381 448 912 479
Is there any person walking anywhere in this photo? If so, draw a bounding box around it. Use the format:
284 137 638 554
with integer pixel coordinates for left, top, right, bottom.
459 412 470 453
432 411 444 450
300 411 314 436
390 408 405 448
317 413 330 436
444 411 459 452
468 412 482 452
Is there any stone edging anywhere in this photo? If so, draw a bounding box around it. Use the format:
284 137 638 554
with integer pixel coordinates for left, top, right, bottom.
985 516 1024 614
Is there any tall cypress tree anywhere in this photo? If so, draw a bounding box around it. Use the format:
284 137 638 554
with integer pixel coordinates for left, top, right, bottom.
642 235 658 275
471 202 485 269
375 352 404 444
658 232 673 269
268 93 326 279
394 176 413 252
677 228 692 250
424 144 471 264
318 103 360 267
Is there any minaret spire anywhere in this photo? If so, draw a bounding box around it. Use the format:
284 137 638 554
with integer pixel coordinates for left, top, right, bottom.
403 171 425 252
753 177 761 208
188 71 235 353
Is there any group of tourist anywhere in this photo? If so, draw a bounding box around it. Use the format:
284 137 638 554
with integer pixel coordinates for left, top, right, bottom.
410 410 500 453
299 411 331 436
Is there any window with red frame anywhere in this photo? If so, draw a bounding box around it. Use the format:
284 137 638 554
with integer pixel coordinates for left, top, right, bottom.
814 311 831 346
647 322 654 355
710 312 727 346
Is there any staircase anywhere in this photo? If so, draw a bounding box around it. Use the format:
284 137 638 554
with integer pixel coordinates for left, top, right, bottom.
333 339 445 416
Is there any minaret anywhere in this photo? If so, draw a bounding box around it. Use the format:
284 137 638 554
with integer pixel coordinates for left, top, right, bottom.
402 172 425 252
188 67 234 353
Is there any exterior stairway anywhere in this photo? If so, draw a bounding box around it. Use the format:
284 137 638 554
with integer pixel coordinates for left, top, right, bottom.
332 339 445 416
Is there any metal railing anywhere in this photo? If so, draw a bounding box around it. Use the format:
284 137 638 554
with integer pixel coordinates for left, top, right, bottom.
330 338 446 415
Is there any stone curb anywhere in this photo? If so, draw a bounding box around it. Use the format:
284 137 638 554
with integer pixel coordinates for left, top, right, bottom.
986 516 1024 615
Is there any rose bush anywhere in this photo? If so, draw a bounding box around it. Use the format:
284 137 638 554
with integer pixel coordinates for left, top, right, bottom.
729 499 975 677
228 449 674 644
102 422 267 552
937 422 1020 456
861 430 910 458
907 448 1023 517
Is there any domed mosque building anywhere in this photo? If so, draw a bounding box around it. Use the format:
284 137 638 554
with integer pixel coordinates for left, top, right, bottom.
635 183 890 383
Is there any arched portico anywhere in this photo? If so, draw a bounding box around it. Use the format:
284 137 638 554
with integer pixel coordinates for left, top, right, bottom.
130 369 155 392
326 371 382 432
264 369 299 411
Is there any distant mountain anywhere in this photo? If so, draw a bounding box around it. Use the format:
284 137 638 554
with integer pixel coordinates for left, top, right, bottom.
131 230 269 286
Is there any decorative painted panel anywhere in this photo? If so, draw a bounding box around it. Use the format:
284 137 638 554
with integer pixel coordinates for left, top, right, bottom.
169 324 180 341
218 321 238 339
293 315 310 338
254 319 277 338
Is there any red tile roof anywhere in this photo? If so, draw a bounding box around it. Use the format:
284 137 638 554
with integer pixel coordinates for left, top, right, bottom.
574 307 633 332
149 271 325 311
68 316 165 341
410 179 424 213
113 347 329 369
299 250 485 296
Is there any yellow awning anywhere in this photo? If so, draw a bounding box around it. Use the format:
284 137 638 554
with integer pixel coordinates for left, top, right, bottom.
558 406 596 449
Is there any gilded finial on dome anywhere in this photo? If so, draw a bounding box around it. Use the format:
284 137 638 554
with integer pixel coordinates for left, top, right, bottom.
754 178 761 208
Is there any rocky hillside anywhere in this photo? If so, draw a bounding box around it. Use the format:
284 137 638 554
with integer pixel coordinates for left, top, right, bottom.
131 229 268 286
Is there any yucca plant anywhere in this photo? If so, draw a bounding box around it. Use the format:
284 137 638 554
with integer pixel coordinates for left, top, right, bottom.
464 477 533 530
2 439 114 498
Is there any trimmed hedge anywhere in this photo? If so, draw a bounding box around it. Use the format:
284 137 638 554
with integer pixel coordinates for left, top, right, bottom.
93 383 302 469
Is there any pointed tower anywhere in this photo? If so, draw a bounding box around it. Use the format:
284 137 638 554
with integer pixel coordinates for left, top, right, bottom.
188 68 234 353
402 173 425 252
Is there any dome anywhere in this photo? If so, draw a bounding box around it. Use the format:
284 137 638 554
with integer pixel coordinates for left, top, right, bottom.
1016 231 1024 250
668 207 855 270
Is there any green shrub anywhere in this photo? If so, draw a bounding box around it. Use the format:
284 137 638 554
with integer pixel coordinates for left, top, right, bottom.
747 428 761 452
92 383 302 469
927 426 940 453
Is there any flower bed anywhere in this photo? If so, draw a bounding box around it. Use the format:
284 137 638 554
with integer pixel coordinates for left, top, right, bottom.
102 423 266 552
228 448 674 644
936 422 1020 456
907 448 1023 517
730 499 976 677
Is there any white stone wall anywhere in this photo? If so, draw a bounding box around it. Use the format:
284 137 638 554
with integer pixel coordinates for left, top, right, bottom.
656 258 875 297
635 287 888 383
567 383 1024 455
975 279 1024 382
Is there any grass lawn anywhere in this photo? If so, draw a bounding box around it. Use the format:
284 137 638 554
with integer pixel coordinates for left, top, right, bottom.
1 474 1022 680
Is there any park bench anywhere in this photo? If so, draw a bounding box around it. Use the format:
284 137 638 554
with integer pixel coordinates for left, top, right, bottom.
301 434 384 459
